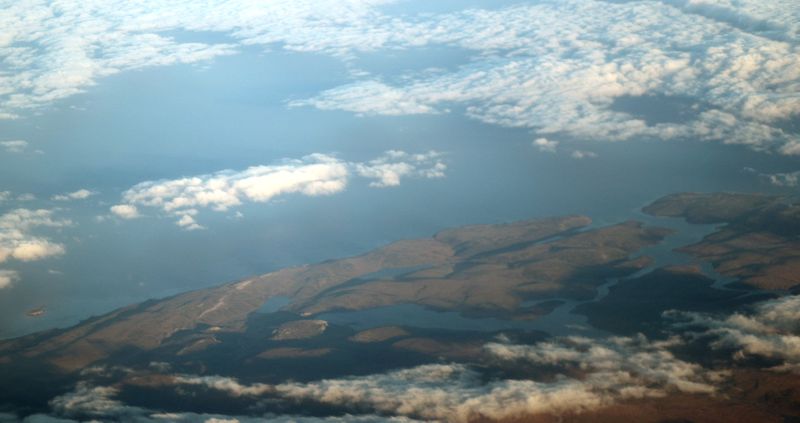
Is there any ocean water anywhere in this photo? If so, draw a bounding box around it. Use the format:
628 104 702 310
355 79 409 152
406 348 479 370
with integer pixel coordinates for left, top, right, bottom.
0 46 795 339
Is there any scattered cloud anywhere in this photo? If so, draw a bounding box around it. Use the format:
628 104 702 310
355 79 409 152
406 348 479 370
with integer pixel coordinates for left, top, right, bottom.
533 138 559 153
0 191 10 202
16 193 36 202
669 294 800 373
0 209 70 264
52 189 95 201
109 204 140 220
1 140 29 153
112 151 446 229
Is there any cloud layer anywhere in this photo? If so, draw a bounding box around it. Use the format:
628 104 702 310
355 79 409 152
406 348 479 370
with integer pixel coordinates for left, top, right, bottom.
174 334 719 422
111 151 446 229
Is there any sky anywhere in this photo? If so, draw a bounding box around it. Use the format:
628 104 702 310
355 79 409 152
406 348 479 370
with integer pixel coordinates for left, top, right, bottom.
0 0 798 338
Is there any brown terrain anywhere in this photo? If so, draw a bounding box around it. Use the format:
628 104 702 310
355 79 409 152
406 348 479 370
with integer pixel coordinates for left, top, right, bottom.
290 221 668 315
391 337 485 360
645 192 800 290
257 347 332 359
0 214 627 371
349 326 410 343
270 320 328 341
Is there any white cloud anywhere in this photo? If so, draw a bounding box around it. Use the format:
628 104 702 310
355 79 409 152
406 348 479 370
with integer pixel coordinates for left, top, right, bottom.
0 191 10 202
0 269 19 289
354 150 446 187
109 204 140 220
1 140 28 153
533 138 559 153
16 193 35 202
114 151 445 229
670 294 800 373
0 208 70 264
52 189 95 201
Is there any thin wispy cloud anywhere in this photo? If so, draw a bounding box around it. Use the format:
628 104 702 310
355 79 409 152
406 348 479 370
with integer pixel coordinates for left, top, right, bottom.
0 140 28 153
571 150 598 160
